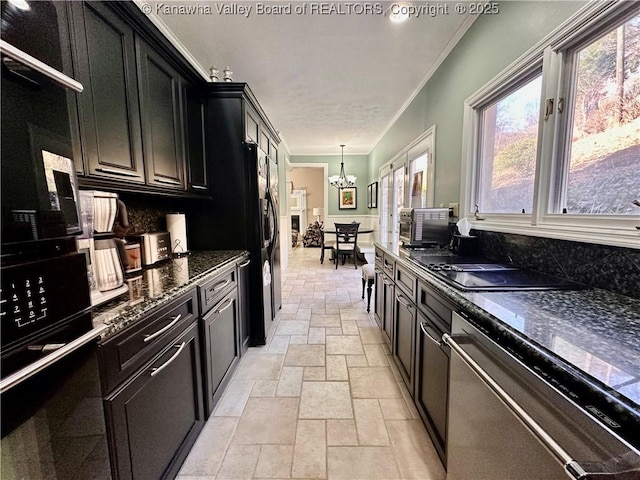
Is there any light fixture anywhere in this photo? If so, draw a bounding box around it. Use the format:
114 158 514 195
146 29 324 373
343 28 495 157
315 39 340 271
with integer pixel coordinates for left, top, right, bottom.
8 0 30 10
329 145 356 190
389 2 410 23
312 207 323 224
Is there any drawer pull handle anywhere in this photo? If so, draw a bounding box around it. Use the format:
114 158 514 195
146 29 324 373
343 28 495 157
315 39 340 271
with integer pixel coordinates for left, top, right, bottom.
155 178 182 186
420 321 443 347
215 299 234 314
191 185 208 190
238 259 251 268
143 314 182 343
96 167 140 178
150 342 186 377
396 295 414 312
211 279 230 293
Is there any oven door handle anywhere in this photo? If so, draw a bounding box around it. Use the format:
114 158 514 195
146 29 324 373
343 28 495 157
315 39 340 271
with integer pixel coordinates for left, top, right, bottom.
0 324 108 394
442 332 587 480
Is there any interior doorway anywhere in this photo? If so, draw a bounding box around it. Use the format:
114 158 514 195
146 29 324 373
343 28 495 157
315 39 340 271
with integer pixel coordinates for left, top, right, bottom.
287 164 328 232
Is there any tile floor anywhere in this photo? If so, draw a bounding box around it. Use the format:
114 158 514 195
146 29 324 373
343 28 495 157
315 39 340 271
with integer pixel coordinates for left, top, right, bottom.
177 246 445 480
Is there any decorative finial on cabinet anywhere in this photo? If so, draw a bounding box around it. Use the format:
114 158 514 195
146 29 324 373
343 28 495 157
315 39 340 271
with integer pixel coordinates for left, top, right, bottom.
209 66 219 82
223 66 233 82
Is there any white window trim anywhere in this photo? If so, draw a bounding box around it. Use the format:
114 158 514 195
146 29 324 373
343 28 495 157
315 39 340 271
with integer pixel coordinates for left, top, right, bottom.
460 1 640 249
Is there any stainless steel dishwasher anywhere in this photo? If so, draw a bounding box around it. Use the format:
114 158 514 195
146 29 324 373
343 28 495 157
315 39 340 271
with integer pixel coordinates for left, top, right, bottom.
444 312 640 480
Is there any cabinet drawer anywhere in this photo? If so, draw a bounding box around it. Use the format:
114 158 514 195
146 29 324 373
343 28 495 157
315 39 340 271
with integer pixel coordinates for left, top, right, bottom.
374 248 383 269
383 253 395 277
99 289 198 394
198 265 237 316
395 262 417 302
417 279 453 329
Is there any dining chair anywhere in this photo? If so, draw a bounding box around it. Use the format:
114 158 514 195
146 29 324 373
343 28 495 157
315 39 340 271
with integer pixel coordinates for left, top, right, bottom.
332 223 360 269
320 228 335 264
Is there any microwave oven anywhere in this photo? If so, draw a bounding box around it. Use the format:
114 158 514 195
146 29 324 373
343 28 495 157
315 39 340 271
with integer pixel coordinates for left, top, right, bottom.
398 207 450 247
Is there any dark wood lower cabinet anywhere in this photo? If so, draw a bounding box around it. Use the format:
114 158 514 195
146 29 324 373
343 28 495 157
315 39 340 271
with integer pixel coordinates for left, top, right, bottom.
393 290 416 391
202 289 240 416
105 320 204 480
381 275 395 346
237 256 251 354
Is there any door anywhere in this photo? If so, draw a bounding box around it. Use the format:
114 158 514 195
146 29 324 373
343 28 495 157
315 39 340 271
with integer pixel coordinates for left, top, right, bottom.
202 290 240 415
414 310 449 465
136 37 185 190
237 257 251 354
71 1 145 183
105 321 204 480
393 291 416 391
183 83 208 193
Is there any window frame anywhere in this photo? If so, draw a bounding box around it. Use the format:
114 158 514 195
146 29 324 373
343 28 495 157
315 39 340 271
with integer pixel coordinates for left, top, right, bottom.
461 1 640 249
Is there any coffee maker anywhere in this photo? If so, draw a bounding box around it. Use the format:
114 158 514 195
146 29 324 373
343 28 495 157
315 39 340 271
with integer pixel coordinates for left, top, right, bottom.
77 191 131 306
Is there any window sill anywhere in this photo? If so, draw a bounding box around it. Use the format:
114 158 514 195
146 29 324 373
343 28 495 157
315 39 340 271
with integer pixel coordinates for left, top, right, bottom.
468 217 640 249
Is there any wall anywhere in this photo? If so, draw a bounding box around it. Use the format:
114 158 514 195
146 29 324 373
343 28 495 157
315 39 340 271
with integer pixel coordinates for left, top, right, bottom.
289 167 324 222
368 1 586 208
290 154 370 216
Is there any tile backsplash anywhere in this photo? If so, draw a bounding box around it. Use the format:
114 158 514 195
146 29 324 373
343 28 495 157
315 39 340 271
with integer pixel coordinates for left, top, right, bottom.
119 194 185 234
473 231 640 299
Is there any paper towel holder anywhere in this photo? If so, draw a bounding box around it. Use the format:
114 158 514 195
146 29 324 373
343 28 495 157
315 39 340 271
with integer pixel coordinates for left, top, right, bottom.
166 212 190 257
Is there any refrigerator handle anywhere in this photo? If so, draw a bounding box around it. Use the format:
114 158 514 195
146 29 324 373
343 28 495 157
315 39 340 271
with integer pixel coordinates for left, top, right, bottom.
267 194 278 252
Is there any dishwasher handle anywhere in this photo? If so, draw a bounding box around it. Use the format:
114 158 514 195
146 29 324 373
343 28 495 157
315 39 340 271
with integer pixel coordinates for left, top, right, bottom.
419 321 443 347
443 332 588 480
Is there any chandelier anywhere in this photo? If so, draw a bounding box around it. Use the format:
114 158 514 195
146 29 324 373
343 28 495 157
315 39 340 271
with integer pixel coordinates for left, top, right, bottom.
329 145 356 189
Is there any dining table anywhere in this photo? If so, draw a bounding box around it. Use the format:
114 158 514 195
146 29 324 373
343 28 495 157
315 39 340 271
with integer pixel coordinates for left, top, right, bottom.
319 227 374 265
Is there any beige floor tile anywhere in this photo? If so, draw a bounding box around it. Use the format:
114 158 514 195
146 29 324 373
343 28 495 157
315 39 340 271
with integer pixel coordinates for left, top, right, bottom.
251 380 278 397
345 354 369 367
284 344 325 366
327 446 400 479
179 417 237 476
398 380 420 419
254 445 294 479
363 344 388 366
379 398 413 420
277 312 299 321
289 335 308 344
353 399 389 446
325 304 340 314
291 420 326 479
234 354 284 381
310 314 341 327
214 380 254 416
303 367 326 381
381 343 391 355
276 321 310 336
277 366 304 397
216 443 261 479
339 310 369 321
268 335 291 354
359 327 384 344
348 367 402 399
326 419 358 446
325 327 343 336
357 317 375 328
325 355 348 381
307 327 326 344
280 304 299 313
296 308 312 320
340 321 360 335
386 420 445 480
299 381 353 419
387 355 403 381
233 397 299 445
326 335 364 355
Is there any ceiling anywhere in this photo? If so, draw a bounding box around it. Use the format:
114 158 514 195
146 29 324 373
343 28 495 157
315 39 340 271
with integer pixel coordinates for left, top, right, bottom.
143 1 474 156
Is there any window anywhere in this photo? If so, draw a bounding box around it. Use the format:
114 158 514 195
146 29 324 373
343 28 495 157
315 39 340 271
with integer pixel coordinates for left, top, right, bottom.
478 76 542 214
561 15 640 215
462 2 640 248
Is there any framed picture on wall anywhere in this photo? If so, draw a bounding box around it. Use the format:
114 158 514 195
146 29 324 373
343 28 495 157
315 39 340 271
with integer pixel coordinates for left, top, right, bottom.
338 187 357 210
367 182 378 208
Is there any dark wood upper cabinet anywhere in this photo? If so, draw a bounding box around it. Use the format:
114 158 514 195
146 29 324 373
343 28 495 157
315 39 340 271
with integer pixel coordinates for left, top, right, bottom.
136 37 185 190
70 1 145 183
183 84 208 193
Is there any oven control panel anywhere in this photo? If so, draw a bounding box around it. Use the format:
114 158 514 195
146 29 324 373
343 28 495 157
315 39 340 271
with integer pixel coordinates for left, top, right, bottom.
1 253 91 351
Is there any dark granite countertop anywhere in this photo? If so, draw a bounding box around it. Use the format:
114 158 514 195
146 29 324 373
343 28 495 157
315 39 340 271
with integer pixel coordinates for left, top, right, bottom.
375 241 640 449
91 250 247 338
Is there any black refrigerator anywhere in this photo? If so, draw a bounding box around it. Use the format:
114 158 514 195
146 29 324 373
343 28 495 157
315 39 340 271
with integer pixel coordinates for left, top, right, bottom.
267 151 282 315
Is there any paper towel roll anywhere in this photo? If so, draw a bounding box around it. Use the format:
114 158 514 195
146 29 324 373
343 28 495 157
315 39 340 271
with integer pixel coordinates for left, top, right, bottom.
166 213 188 255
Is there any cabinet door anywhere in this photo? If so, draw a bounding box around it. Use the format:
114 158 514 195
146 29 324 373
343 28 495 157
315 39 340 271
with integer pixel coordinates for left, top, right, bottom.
245 105 260 145
136 37 185 190
183 83 208 193
71 1 145 183
374 268 384 329
393 290 416 390
414 310 449 464
202 289 240 415
381 276 394 346
105 321 204 480
237 256 251 354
